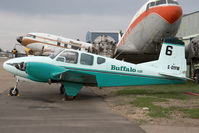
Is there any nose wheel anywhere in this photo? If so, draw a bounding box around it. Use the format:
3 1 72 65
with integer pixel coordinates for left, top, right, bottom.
9 78 20 96
9 87 19 96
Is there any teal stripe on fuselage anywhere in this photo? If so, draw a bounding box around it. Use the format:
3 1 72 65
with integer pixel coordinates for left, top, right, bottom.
62 66 186 87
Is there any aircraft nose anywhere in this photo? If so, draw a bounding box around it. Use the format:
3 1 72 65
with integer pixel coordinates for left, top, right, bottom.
17 36 23 44
160 6 183 24
3 60 10 72
168 6 182 24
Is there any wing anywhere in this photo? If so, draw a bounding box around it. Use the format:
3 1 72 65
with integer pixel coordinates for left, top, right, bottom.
51 69 97 85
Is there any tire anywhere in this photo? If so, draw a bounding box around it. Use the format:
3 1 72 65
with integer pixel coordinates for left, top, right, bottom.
64 95 76 101
9 88 19 96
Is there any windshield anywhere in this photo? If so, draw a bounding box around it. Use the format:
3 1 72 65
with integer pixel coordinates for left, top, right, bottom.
49 49 64 59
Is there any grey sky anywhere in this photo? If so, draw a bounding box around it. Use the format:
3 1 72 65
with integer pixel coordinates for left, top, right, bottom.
0 0 198 51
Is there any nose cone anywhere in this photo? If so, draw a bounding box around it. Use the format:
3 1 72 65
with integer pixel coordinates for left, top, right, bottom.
3 59 17 73
166 6 182 24
149 5 183 25
17 36 23 44
3 60 10 72
159 6 183 24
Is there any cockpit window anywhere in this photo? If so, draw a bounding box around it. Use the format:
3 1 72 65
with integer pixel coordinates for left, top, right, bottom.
57 51 78 64
147 0 165 11
168 0 179 5
156 0 166 5
150 2 156 7
27 34 36 39
49 49 64 59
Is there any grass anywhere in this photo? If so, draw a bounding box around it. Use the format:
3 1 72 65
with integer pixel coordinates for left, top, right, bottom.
178 108 199 119
116 81 199 100
131 97 171 118
115 81 199 119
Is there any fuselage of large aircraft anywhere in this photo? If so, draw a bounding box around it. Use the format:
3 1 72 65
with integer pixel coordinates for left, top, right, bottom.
116 0 182 63
17 33 93 55
17 0 182 64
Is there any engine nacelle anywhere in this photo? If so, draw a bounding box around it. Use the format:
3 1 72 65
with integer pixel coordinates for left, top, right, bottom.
25 62 66 82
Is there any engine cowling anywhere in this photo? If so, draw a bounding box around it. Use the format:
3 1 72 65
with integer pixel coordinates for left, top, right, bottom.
25 62 66 82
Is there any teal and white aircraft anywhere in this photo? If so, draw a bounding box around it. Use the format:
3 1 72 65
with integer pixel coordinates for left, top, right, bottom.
3 40 186 99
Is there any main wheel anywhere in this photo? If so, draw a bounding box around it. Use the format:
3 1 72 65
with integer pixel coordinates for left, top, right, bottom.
9 88 19 96
64 94 76 101
60 84 65 94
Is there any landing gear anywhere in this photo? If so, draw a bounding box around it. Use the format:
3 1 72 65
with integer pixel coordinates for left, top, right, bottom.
60 83 82 101
64 94 76 101
60 84 65 94
9 78 20 96
9 87 19 96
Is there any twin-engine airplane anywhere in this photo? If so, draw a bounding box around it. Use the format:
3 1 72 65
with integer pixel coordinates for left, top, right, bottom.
3 39 186 99
17 33 92 55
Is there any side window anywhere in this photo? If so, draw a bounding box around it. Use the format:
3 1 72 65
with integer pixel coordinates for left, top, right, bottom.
57 51 78 64
64 44 68 48
57 38 61 46
80 53 94 66
97 57 106 64
57 42 61 46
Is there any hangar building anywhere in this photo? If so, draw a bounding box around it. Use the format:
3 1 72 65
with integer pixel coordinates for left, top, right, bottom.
176 11 199 45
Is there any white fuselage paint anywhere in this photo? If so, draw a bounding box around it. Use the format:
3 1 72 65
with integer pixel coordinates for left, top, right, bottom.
117 0 182 54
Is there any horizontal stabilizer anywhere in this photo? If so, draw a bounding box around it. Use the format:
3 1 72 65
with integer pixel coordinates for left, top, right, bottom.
159 73 192 81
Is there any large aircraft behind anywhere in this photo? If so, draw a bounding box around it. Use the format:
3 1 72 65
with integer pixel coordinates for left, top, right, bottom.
16 0 182 63
17 33 93 55
116 0 182 63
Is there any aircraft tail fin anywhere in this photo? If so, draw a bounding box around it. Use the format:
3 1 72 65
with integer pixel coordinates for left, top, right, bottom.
157 38 186 78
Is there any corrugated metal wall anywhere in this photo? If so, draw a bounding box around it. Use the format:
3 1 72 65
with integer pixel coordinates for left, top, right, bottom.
176 11 199 37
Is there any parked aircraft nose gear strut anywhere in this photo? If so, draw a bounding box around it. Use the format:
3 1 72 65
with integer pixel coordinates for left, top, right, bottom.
9 78 20 96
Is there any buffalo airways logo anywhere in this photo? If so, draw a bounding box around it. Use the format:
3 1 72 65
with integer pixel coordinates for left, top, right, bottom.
111 65 143 73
